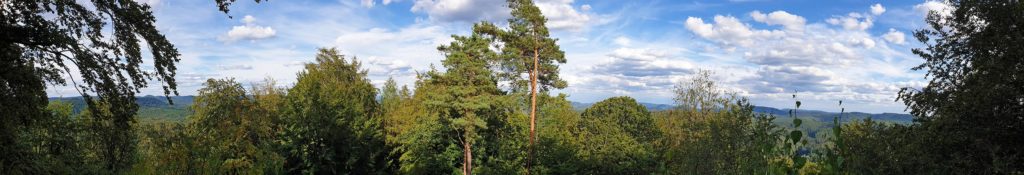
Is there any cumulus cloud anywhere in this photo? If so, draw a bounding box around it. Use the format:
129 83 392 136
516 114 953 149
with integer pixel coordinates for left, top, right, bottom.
572 47 696 95
411 0 510 23
410 0 602 31
222 15 276 42
915 1 953 17
177 72 219 87
361 0 375 7
535 0 597 31
826 12 874 31
332 24 451 84
685 13 876 66
870 3 885 15
741 66 839 93
882 28 906 44
750 10 806 31
682 5 921 105
363 56 414 76
217 64 254 70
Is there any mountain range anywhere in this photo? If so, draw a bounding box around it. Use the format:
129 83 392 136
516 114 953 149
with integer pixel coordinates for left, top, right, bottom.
49 96 912 124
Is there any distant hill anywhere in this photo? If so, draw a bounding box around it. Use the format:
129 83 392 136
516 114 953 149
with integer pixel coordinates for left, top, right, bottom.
570 101 675 111
48 95 194 122
47 96 913 124
572 101 913 124
752 106 913 123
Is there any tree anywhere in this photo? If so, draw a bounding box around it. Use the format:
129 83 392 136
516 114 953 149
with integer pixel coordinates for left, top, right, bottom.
473 0 567 170
279 48 389 174
186 78 284 174
214 0 266 17
898 0 1024 173
656 70 784 174
532 94 582 174
422 33 504 174
1 1 179 172
576 96 659 174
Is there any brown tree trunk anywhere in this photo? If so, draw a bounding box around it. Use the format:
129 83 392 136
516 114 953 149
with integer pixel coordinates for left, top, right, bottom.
527 48 539 174
463 138 473 175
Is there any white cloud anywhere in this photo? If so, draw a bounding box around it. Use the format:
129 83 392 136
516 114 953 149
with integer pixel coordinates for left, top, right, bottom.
242 15 256 24
684 15 784 50
614 36 631 46
410 0 603 31
134 0 160 7
914 1 953 17
218 64 254 70
882 28 906 44
685 17 714 38
826 12 873 31
682 7 922 105
222 15 276 42
535 0 597 31
362 0 375 7
870 3 886 15
411 0 510 23
333 24 452 80
750 10 806 31
575 47 695 93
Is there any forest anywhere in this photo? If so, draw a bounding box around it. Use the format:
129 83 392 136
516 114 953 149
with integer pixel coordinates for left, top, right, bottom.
2 0 1023 174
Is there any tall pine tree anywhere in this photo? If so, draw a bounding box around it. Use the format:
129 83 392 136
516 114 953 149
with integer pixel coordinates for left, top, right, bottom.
474 1 567 171
423 33 503 175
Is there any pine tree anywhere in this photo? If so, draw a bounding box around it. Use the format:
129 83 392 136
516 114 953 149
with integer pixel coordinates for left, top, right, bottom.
474 1 567 171
423 34 503 175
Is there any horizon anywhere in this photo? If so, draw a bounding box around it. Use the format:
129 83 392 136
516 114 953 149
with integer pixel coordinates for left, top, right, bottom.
42 0 945 114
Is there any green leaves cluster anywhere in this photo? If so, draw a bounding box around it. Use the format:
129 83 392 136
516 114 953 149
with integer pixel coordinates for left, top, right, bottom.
279 48 390 174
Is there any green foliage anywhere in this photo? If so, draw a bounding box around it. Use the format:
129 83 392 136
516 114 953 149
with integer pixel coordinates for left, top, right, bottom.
777 94 808 175
896 0 1024 173
280 48 390 174
189 78 284 173
10 1 1024 174
814 101 846 175
574 96 659 174
656 70 786 174
394 32 529 175
79 101 140 172
2 0 180 172
473 0 567 93
533 94 583 174
3 101 98 174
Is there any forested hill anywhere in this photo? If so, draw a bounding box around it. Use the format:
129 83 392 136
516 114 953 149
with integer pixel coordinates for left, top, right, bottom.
51 96 911 124
48 96 195 122
574 101 912 123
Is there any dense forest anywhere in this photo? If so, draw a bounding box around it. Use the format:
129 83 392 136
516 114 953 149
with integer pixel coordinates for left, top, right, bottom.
2 0 1023 174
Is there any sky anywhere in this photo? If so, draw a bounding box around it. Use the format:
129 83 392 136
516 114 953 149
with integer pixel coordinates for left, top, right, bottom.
45 0 955 114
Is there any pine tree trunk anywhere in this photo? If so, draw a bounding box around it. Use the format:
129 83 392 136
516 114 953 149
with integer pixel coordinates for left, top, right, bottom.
527 48 539 174
463 138 473 175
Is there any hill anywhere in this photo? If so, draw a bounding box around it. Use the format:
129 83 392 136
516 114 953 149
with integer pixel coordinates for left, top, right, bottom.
48 96 913 125
48 95 194 122
573 101 912 124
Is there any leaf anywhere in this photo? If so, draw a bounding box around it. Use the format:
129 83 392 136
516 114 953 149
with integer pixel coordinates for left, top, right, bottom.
793 118 802 127
795 101 801 108
789 130 802 143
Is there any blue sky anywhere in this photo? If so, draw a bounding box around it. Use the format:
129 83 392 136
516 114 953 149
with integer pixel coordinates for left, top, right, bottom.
46 0 954 113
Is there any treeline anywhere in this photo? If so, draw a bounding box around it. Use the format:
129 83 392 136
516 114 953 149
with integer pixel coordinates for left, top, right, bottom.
4 0 1024 174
